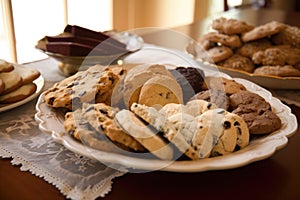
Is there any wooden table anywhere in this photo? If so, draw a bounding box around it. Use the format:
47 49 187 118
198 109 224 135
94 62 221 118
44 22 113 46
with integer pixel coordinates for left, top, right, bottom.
1 8 300 200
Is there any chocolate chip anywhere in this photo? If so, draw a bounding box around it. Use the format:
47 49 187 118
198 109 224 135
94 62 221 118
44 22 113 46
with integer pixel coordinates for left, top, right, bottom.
99 109 108 115
223 121 231 129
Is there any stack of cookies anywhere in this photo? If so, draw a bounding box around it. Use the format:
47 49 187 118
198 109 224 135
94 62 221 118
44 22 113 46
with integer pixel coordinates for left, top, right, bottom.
0 59 40 104
196 17 300 77
43 63 282 160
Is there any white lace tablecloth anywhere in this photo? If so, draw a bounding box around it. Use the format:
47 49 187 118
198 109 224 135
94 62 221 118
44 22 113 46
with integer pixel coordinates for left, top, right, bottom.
1 53 299 200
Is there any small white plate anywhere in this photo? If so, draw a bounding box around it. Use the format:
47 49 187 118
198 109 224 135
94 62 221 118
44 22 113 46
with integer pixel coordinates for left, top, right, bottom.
0 74 44 113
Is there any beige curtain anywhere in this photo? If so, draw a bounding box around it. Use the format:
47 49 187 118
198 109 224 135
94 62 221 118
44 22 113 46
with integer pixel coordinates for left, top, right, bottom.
112 0 196 31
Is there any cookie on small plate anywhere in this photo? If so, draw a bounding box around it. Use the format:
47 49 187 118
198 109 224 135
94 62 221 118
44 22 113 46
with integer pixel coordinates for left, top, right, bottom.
0 59 14 73
0 82 37 104
0 70 23 94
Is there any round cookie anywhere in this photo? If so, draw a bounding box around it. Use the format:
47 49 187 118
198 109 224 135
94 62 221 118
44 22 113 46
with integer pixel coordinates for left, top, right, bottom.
201 32 242 48
212 17 254 35
190 89 230 110
272 24 300 48
230 91 282 134
205 46 234 63
14 65 41 85
185 99 218 116
203 76 247 95
0 59 14 72
0 70 23 94
123 64 173 108
236 38 273 58
0 83 37 103
241 21 285 43
159 103 193 118
192 108 230 158
218 54 255 73
253 65 300 77
168 113 198 145
115 109 174 160
138 74 184 108
252 48 286 66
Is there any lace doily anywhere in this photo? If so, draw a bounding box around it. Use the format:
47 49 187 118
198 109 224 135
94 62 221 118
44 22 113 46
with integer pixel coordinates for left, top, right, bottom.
0 100 125 200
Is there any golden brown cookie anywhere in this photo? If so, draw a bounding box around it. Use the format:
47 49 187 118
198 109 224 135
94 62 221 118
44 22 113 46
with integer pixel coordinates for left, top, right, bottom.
236 38 273 58
219 54 255 73
0 70 23 94
0 79 4 94
0 59 14 73
241 21 285 43
204 46 234 63
201 32 242 48
253 65 300 77
212 17 254 35
272 24 300 48
13 65 41 85
138 74 184 108
0 83 37 104
203 77 247 95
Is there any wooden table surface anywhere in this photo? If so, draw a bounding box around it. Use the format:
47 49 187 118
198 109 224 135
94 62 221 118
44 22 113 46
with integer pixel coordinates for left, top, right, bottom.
1 8 300 200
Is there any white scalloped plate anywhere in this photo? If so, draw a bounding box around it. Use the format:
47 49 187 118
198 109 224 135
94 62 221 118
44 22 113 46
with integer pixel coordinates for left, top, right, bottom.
35 76 297 172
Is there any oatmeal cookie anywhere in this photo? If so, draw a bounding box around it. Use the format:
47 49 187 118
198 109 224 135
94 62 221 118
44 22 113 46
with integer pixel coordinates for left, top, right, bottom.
236 38 272 58
272 24 300 48
253 65 300 77
241 21 285 42
203 46 234 63
201 32 242 48
212 17 254 35
219 54 255 73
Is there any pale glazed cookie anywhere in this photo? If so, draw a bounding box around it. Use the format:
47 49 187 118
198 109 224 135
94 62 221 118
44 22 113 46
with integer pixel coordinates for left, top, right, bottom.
168 113 198 145
0 83 37 103
159 103 193 118
201 32 242 48
190 89 230 110
44 65 122 110
138 74 183 109
272 24 300 48
14 65 41 85
192 109 233 158
204 46 234 63
123 64 173 108
0 59 14 72
236 38 272 58
203 76 246 95
218 54 255 73
0 70 23 94
115 109 174 160
81 103 145 152
230 91 281 134
192 108 249 158
185 99 218 116
212 17 254 35
253 65 300 77
130 103 199 160
241 21 285 42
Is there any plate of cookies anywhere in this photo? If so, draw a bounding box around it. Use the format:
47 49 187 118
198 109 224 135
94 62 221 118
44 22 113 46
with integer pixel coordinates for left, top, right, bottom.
35 62 297 172
0 59 44 112
186 17 300 90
